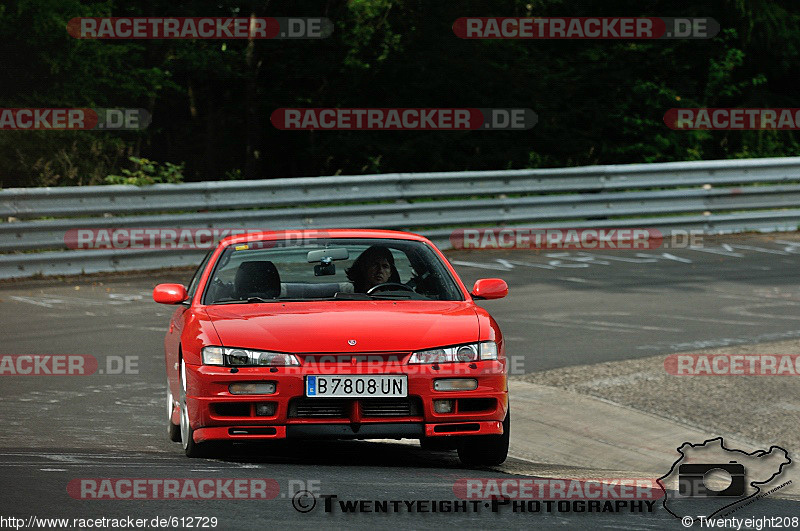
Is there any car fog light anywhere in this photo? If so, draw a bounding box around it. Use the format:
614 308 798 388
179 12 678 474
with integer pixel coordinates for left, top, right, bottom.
433 399 455 413
255 402 277 416
229 382 276 395
434 378 478 391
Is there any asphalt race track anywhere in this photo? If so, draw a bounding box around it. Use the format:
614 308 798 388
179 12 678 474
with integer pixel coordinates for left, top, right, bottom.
1 233 799 529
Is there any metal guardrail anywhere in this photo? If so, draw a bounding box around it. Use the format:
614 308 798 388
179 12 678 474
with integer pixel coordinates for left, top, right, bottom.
1 157 799 279
4 157 800 219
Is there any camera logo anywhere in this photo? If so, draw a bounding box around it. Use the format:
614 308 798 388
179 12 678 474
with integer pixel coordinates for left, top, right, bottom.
658 437 791 520
677 461 745 497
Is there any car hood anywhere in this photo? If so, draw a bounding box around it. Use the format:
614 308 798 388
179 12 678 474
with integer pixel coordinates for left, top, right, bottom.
203 301 479 353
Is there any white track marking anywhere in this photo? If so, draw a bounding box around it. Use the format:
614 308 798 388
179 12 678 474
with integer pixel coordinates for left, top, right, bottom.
546 253 611 265
576 253 657 263
729 244 791 255
714 293 779 302
724 301 800 320
573 320 681 332
115 324 167 332
711 287 800 302
450 260 512 271
547 260 589 268
9 296 60 308
651 314 759 326
505 259 556 270
534 311 682 332
686 247 744 257
502 317 635 333
455 257 588 270
773 240 800 253
635 252 692 264
9 294 130 307
108 293 144 301
661 253 691 263
507 312 680 333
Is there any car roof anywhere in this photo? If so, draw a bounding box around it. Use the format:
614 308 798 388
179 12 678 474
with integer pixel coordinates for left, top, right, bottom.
219 229 429 247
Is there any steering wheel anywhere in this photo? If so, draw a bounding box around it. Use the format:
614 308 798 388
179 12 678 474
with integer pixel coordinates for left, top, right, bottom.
366 282 416 294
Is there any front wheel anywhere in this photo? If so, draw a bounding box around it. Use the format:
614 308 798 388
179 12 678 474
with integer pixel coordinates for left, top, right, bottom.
457 409 510 467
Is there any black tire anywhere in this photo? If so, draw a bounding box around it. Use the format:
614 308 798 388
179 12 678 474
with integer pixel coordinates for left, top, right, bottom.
457 409 510 467
179 359 229 458
167 385 181 442
419 437 458 451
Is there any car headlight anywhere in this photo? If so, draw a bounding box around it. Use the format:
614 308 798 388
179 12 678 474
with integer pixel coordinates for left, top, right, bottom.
408 341 498 364
201 346 300 367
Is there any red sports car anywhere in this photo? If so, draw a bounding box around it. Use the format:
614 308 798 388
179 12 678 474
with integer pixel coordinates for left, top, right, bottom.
153 229 510 465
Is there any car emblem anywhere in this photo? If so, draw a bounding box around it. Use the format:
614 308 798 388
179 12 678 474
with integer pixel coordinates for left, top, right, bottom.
348 339 357 346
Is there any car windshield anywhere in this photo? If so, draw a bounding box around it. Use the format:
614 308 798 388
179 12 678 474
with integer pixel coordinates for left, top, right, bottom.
202 238 463 304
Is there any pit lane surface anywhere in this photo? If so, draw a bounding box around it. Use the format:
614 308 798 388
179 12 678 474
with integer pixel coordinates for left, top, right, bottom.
1 233 799 529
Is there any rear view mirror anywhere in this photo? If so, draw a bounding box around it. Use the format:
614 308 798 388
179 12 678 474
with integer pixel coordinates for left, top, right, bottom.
307 248 349 263
153 283 188 304
471 279 508 300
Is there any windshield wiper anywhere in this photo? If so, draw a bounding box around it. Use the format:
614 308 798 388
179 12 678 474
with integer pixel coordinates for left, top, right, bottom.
246 297 331 303
332 292 411 300
367 293 413 299
333 292 370 300
207 297 277 305
247 296 279 303
209 297 321 305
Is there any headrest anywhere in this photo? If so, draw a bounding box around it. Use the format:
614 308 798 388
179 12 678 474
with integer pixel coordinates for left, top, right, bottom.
234 261 281 299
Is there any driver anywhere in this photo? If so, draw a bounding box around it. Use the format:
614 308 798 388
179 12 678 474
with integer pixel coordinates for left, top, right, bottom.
346 245 401 293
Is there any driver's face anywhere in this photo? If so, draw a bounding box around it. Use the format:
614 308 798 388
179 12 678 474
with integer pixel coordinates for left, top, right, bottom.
367 259 391 287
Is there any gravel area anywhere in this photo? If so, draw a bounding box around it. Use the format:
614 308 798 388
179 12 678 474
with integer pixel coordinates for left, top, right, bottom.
516 339 800 452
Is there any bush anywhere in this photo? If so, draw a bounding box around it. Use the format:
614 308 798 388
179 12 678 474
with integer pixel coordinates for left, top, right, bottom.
104 157 185 186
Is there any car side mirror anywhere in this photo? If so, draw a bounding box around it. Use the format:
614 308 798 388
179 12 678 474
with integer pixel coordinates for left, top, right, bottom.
153 284 189 304
471 278 508 300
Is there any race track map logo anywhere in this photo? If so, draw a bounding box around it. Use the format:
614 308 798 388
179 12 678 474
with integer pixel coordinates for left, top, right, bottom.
657 437 791 521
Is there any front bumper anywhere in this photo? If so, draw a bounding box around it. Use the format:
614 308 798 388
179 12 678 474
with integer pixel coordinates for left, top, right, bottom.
184 361 508 443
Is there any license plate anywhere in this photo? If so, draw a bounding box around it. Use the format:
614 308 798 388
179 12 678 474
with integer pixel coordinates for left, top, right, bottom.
305 375 407 398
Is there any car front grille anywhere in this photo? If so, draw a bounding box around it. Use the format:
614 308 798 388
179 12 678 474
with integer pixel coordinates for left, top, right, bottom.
290 399 348 418
360 398 421 417
288 398 422 419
